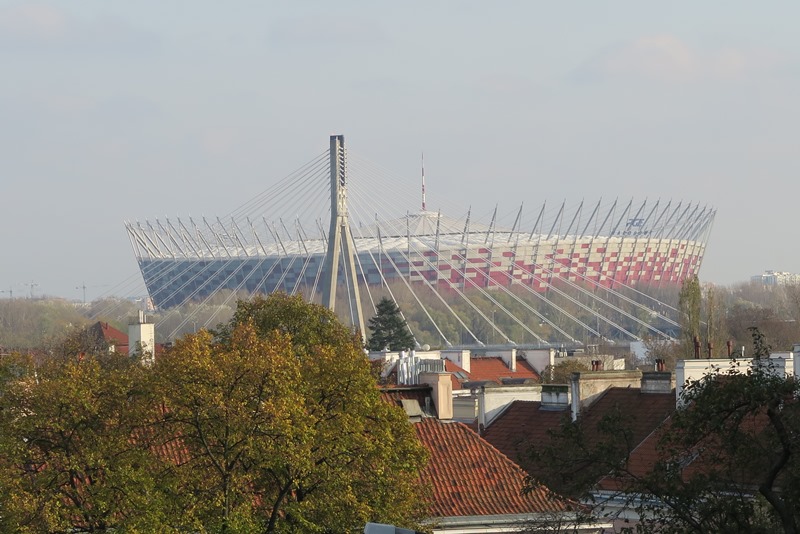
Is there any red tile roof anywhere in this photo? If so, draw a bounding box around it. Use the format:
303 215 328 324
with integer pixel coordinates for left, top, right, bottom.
415 419 572 518
578 387 675 447
446 357 541 390
444 359 468 390
469 357 540 384
598 402 770 492
88 321 166 356
91 321 130 354
482 388 675 482
481 401 570 466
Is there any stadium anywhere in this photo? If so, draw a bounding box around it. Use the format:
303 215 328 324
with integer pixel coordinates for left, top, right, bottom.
127 136 715 345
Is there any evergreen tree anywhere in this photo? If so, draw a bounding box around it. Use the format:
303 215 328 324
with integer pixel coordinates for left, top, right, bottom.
367 297 416 351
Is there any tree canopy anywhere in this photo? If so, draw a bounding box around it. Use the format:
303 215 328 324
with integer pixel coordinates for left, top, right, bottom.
0 294 429 533
0 352 179 533
367 297 415 352
525 329 800 533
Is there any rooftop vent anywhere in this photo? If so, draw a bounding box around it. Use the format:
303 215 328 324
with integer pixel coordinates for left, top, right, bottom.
399 399 424 423
540 384 569 411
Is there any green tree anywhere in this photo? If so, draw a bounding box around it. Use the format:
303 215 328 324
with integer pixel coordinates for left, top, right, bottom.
526 329 800 534
541 358 590 384
162 294 428 532
367 297 416 351
0 352 180 533
155 324 304 533
678 275 702 359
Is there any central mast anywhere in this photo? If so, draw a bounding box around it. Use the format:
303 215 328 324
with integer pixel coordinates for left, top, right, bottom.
320 135 365 338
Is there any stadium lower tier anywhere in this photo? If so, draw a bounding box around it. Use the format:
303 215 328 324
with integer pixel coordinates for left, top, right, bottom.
139 236 706 309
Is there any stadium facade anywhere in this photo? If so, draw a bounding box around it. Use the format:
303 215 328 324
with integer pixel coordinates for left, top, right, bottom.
127 203 714 310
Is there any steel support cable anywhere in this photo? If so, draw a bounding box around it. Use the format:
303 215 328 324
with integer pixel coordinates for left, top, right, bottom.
346 186 599 343
309 237 326 300
200 251 277 331
338 170 399 318
245 253 287 299
157 255 241 329
491 257 638 340
351 193 540 345
346 198 451 346
347 157 495 238
164 226 275 334
192 214 308 335
345 179 572 344
548 259 680 328
344 184 466 344
288 196 329 297
505 222 678 338
197 209 332 331
346 203 427 345
118 155 328 322
346 153 466 217
147 157 327 264
518 197 681 319
347 162 664 342
522 256 674 340
223 151 328 222
87 269 151 321
143 160 330 310
347 186 500 345
345 158 474 236
218 159 330 254
345 172 561 344
412 237 574 344
226 150 327 222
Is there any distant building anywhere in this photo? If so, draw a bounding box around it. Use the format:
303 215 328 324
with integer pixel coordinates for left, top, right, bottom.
751 270 800 286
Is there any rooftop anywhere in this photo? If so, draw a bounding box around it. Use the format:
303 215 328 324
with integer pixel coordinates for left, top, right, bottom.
414 418 572 519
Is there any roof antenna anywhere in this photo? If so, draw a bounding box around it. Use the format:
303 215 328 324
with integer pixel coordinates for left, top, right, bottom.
421 151 426 212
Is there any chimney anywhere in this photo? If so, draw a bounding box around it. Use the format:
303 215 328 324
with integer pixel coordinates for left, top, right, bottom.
693 336 701 359
128 310 155 366
540 384 569 411
419 372 453 420
442 349 470 373
497 348 517 372
641 371 674 393
570 372 581 422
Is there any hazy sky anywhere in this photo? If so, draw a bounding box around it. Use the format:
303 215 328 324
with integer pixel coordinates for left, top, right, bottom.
1 1 799 301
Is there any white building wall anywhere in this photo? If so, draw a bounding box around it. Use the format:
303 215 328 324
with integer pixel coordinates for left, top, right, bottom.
676 355 795 406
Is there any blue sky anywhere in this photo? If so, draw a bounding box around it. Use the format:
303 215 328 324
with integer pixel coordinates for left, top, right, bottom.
1 1 799 300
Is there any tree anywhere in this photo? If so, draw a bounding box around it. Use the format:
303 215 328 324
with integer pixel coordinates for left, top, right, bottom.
525 329 800 533
629 329 800 533
0 352 180 533
160 294 428 532
154 324 305 533
678 275 702 359
367 297 416 351
541 358 590 384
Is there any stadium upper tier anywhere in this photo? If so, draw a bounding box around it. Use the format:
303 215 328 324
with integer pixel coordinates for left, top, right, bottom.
127 204 715 310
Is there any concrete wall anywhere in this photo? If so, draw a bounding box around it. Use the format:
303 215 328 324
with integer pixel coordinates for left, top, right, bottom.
676 355 795 406
570 370 643 418
523 348 555 375
481 384 541 426
454 384 542 428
